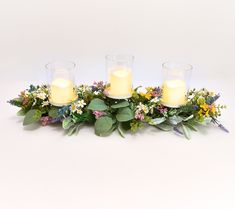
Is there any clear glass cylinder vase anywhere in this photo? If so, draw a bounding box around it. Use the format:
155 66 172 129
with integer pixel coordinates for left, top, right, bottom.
46 61 78 106
105 54 134 99
161 62 193 108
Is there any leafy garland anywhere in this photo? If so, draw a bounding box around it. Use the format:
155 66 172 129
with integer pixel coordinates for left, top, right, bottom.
8 81 229 139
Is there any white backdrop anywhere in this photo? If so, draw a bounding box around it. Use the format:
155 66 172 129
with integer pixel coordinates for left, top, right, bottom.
0 0 235 209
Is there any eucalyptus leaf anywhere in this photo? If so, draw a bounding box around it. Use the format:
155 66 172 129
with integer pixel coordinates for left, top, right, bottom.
98 125 116 137
116 107 134 122
182 124 191 139
87 98 108 111
149 117 166 125
23 109 42 126
168 115 183 125
48 108 59 118
17 109 25 116
111 101 129 109
95 116 113 136
156 123 172 131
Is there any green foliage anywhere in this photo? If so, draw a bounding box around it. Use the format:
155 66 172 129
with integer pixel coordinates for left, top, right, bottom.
156 123 172 131
182 124 191 139
149 117 166 125
111 101 129 109
62 117 74 130
95 116 114 136
23 109 42 126
116 107 134 122
17 109 26 116
130 120 144 132
87 98 108 111
8 98 23 107
48 108 59 118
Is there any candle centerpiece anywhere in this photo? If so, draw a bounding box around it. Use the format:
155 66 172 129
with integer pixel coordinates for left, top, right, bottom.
46 61 78 106
161 62 193 108
105 54 134 99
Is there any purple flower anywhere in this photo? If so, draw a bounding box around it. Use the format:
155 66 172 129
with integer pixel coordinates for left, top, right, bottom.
93 111 105 119
135 111 145 121
93 81 105 90
40 116 53 126
156 105 168 114
218 124 229 133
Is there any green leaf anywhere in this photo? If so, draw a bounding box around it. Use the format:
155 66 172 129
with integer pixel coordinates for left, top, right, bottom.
116 107 134 122
95 116 113 136
168 109 178 116
149 117 166 125
111 101 129 109
17 109 26 116
196 117 212 126
182 124 191 139
87 98 108 111
67 123 83 136
48 108 59 118
185 123 198 132
168 116 183 125
156 123 173 131
118 124 125 138
68 125 77 136
62 117 74 130
75 123 83 135
121 121 131 131
183 115 194 121
23 109 42 126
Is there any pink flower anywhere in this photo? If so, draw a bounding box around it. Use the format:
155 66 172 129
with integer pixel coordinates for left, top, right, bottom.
135 111 145 121
93 111 105 119
40 116 53 126
156 105 168 114
103 89 109 96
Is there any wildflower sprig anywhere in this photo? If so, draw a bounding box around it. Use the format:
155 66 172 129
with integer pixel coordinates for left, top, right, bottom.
8 83 228 139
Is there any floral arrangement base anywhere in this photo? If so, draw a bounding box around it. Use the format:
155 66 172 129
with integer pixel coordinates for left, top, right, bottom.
9 81 229 139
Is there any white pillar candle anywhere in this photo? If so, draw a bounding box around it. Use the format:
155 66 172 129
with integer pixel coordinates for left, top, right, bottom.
108 67 133 99
49 78 77 106
161 79 187 107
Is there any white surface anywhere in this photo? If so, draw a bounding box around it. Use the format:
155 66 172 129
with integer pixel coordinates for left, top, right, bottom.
0 0 235 208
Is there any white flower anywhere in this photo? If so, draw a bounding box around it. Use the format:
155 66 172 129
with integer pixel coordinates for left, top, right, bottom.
150 97 160 103
70 104 78 113
37 92 47 100
94 91 100 95
42 101 50 107
78 85 91 94
76 109 83 115
76 100 86 108
137 102 149 114
70 100 85 115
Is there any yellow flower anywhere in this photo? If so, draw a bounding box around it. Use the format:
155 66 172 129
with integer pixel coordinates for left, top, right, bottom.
197 96 206 105
198 109 204 117
210 104 216 114
200 104 209 111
